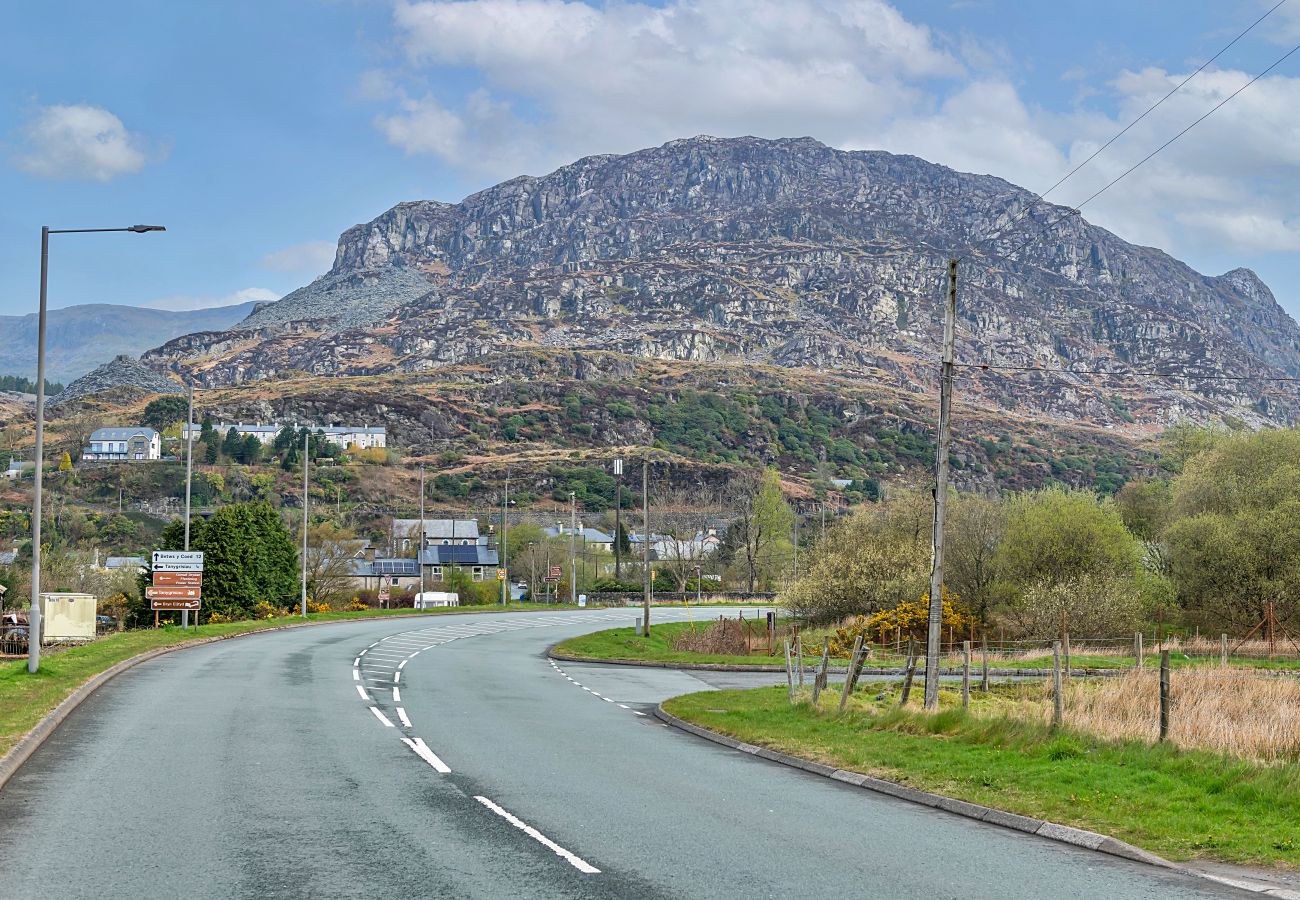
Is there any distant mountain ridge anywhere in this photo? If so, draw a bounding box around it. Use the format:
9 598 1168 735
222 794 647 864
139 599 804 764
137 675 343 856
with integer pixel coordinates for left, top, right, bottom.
142 135 1300 428
0 301 259 383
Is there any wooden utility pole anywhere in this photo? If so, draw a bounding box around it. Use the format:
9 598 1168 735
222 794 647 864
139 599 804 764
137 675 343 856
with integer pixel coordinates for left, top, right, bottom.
642 460 651 637
923 258 958 710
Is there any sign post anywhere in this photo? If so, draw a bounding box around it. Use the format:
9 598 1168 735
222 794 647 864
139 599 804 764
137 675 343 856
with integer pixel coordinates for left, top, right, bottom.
378 574 392 607
150 551 203 618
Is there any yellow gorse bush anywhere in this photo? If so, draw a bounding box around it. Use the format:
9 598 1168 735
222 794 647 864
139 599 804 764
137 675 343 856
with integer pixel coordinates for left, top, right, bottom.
828 588 972 656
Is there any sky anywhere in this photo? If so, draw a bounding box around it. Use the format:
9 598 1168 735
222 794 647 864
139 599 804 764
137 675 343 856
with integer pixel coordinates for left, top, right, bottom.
3 0 1300 319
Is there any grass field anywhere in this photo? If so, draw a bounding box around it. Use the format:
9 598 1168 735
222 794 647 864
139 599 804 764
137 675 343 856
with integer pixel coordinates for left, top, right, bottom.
552 620 805 666
0 602 572 758
664 684 1300 867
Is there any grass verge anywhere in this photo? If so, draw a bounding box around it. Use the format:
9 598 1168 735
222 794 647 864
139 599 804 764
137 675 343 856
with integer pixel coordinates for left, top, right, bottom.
663 685 1300 867
0 602 573 759
552 621 802 666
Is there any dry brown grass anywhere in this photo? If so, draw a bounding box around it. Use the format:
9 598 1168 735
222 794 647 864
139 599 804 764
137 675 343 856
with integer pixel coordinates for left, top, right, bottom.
1040 667 1300 763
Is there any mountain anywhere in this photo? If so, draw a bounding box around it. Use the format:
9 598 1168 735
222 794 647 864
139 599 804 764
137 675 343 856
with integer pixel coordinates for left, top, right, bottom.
144 135 1300 433
0 300 260 384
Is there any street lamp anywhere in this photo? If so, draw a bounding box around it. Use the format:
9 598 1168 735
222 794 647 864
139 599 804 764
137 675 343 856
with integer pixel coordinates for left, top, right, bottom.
30 224 165 674
569 491 577 606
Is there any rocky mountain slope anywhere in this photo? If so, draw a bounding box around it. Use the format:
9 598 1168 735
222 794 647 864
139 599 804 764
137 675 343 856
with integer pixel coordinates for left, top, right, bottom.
0 300 259 384
144 136 1300 430
50 355 183 407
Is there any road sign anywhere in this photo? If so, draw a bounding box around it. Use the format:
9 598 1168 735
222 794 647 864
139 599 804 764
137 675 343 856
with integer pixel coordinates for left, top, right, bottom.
543 575 560 584
149 598 201 611
496 569 506 581
152 551 204 572
549 566 562 578
378 575 392 602
146 585 202 600
153 571 203 588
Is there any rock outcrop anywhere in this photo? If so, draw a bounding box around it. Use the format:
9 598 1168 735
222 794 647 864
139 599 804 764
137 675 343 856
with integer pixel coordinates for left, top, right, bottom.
143 135 1300 427
49 355 183 406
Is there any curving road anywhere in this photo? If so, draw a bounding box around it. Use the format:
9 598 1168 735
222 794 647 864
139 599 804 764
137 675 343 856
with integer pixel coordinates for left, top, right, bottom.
0 609 1247 898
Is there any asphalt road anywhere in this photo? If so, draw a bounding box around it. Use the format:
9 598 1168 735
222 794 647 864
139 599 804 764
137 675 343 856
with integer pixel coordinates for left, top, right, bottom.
0 608 1250 899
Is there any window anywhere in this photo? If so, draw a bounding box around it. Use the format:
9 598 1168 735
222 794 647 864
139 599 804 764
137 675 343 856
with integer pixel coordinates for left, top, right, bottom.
472 567 484 580
431 566 442 577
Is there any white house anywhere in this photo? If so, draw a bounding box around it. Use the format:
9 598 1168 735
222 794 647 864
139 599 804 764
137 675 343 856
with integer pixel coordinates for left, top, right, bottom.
544 524 615 553
82 427 161 462
183 422 387 451
3 459 34 480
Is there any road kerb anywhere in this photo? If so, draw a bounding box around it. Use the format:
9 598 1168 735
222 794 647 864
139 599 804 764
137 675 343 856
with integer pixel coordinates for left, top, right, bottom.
647 703 1283 887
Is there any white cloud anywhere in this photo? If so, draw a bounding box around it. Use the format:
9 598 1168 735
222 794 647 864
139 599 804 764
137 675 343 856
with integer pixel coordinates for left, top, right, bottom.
257 240 338 274
14 104 153 182
367 0 1300 273
142 287 279 312
375 0 960 175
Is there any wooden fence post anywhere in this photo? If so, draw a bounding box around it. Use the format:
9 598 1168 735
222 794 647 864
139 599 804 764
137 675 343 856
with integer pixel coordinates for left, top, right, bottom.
980 636 990 692
961 640 971 709
1052 641 1063 730
811 639 830 705
795 628 804 687
1159 649 1171 742
899 638 917 707
784 639 794 704
1220 633 1228 667
1135 631 1143 668
839 634 864 712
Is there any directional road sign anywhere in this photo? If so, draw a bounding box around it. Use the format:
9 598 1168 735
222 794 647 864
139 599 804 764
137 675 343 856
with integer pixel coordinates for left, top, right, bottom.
148 598 201 611
153 572 203 588
146 585 202 600
152 551 204 572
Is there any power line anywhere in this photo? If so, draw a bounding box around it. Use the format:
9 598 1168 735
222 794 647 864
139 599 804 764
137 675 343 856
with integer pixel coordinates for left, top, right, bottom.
970 35 1300 274
968 0 1291 255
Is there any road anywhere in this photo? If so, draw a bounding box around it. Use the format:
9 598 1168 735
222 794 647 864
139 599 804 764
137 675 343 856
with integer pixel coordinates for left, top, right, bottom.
0 608 1247 898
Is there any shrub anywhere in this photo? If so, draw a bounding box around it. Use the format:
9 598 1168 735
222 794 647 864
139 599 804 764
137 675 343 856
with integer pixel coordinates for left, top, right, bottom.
306 600 331 614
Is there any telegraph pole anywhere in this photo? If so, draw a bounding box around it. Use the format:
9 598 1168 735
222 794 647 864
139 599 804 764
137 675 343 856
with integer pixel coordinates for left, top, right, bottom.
300 430 309 618
500 470 510 606
642 459 651 636
182 380 194 630
923 258 958 710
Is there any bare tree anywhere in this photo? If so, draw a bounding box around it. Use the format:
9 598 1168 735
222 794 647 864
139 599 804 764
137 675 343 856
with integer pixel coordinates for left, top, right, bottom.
727 469 793 593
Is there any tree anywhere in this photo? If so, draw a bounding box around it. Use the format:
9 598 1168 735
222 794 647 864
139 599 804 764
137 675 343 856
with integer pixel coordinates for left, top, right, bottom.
140 396 189 432
241 433 262 466
303 521 357 608
945 492 1006 625
199 416 216 446
1114 479 1172 542
781 490 930 624
57 451 72 472
203 441 218 465
1166 428 1300 630
222 427 243 460
730 469 794 592
138 502 297 623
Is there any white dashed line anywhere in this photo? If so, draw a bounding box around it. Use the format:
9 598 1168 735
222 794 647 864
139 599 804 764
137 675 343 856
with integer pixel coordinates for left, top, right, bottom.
402 737 452 773
396 707 412 728
370 707 395 727
473 796 600 874
393 686 402 702
353 658 360 666
356 685 370 701
398 659 409 670
352 670 360 681
394 671 401 683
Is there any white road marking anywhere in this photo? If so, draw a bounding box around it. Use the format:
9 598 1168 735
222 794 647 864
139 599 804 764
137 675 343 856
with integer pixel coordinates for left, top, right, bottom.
603 697 614 703
358 649 368 656
398 659 409 670
393 686 402 702
354 658 360 666
356 685 370 701
397 707 412 728
370 707 395 727
633 711 647 716
364 664 396 670
618 704 631 710
402 738 452 773
394 671 401 683
473 796 600 874
352 670 360 681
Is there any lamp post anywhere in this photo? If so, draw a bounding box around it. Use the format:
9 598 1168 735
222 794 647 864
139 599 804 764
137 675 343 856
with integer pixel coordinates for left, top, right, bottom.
301 430 309 618
569 492 577 606
182 379 194 630
30 224 165 674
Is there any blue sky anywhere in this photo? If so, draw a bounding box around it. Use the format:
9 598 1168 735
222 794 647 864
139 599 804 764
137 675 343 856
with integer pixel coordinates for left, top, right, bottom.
3 0 1299 319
